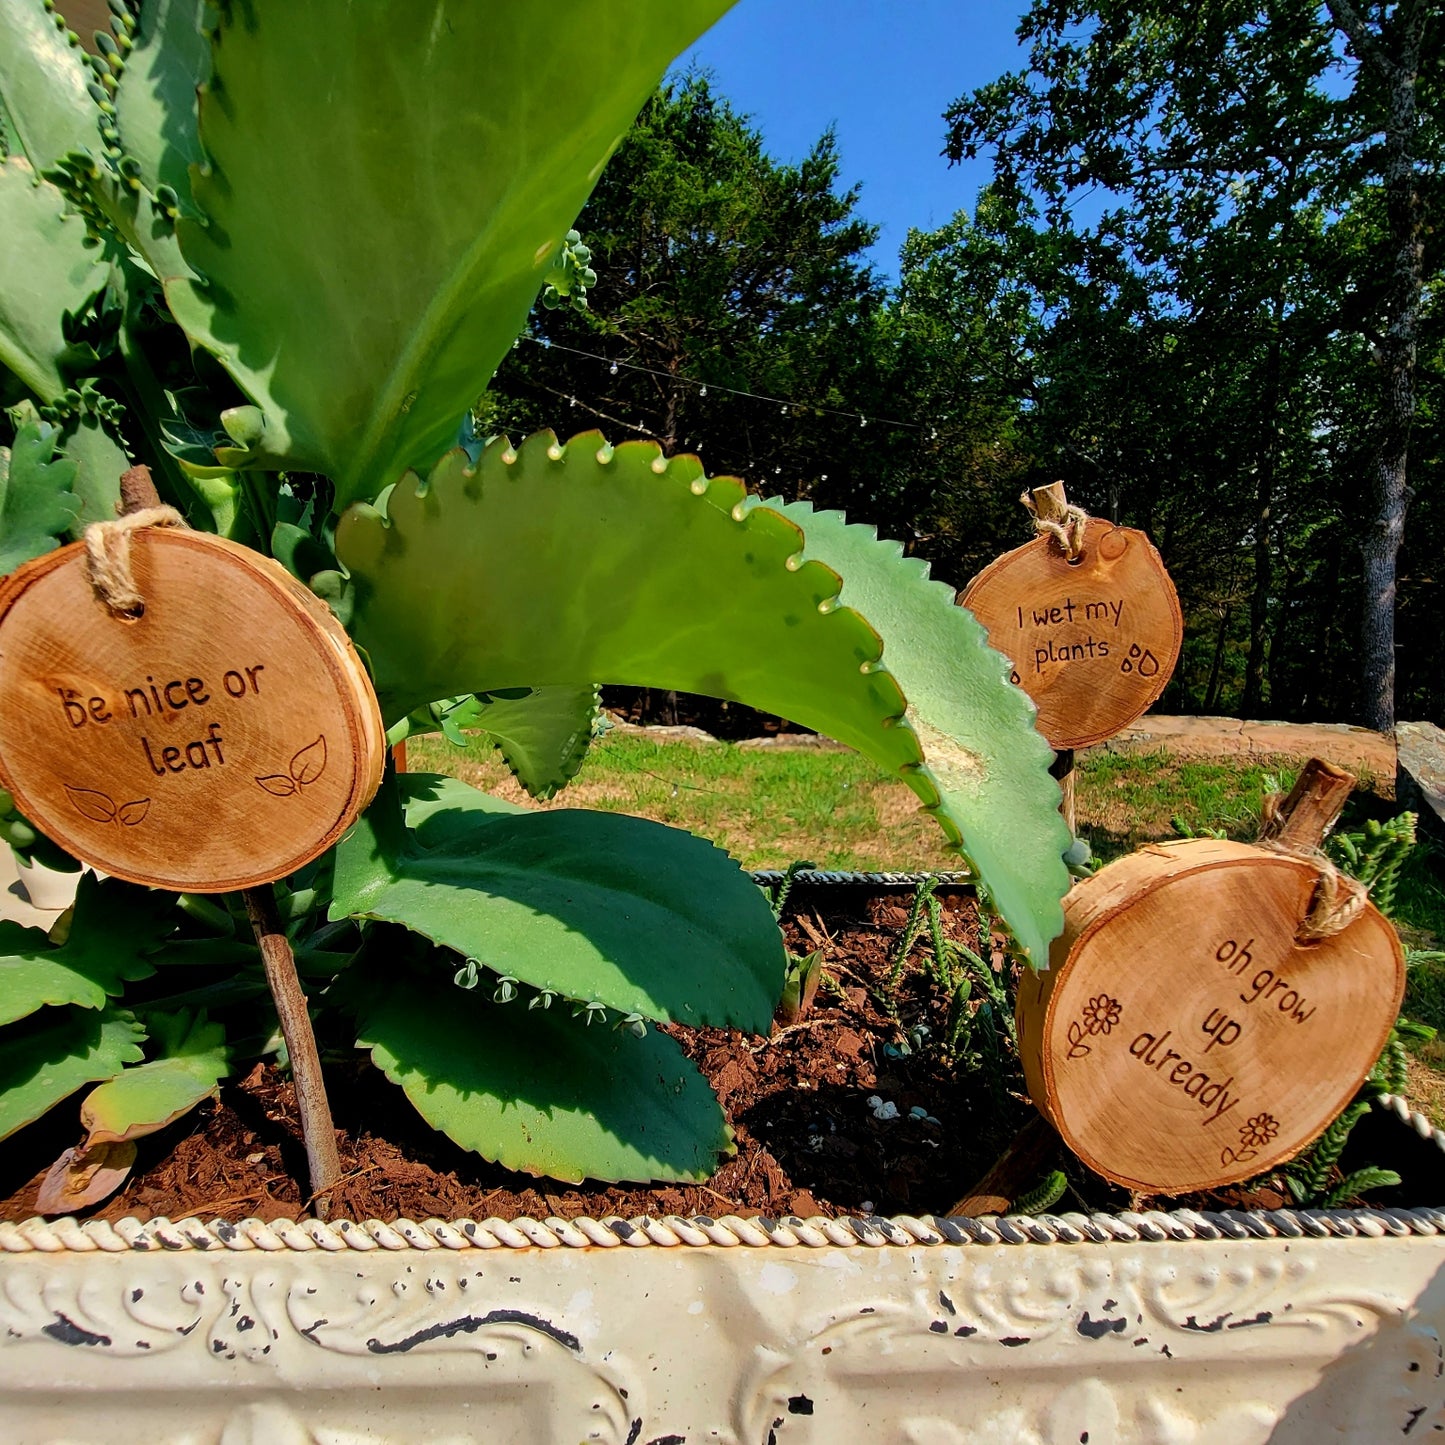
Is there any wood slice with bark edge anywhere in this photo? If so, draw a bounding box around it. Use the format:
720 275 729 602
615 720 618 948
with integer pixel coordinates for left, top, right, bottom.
0 529 385 892
1015 836 1405 1194
960 517 1182 749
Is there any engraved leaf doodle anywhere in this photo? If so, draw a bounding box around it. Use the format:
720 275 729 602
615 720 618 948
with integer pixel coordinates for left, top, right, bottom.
255 736 327 799
290 735 327 786
65 786 117 823
118 799 150 826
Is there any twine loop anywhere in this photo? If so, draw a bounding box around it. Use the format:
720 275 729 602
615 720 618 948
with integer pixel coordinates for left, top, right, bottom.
1257 813 1368 942
84 506 187 619
1021 488 1089 560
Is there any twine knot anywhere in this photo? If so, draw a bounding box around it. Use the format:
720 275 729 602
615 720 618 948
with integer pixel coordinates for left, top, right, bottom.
1021 487 1088 560
84 505 187 619
1258 830 1368 942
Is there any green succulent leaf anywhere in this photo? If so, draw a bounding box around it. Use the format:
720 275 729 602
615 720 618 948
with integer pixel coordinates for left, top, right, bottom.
743 499 1070 965
0 0 102 176
413 685 599 800
0 874 174 1027
0 407 80 574
58 411 129 533
0 1005 146 1142
79 1008 229 1145
0 157 108 404
398 769 526 827
341 434 909 738
112 0 209 215
338 432 1065 961
332 770 785 1031
341 952 731 1184
164 0 735 506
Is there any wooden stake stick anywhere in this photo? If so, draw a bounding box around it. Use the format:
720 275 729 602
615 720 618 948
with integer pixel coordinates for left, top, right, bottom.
111 468 343 1216
1259 757 1356 851
1029 480 1071 528
243 885 342 1218
948 1113 1060 1217
1050 748 1077 836
1031 482 1083 835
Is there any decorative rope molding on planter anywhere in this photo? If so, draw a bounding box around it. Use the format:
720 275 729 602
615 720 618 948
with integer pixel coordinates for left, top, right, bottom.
5 1197 1443 1256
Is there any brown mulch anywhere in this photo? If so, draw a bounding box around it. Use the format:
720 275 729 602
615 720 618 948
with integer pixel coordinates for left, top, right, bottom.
0 885 1064 1225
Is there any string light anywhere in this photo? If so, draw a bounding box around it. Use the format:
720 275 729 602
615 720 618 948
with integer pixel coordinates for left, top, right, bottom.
514 334 952 437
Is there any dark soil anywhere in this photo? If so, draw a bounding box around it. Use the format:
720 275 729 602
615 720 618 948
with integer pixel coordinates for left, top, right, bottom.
0 882 1386 1225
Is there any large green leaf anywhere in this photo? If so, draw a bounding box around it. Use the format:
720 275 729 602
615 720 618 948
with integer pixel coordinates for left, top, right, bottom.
337 432 1066 961
112 0 208 214
340 435 911 741
745 499 1071 965
0 1006 145 1141
80 1008 228 1145
0 0 101 176
332 770 784 1031
0 158 108 403
163 0 735 507
0 874 174 1027
0 408 79 575
341 953 730 1183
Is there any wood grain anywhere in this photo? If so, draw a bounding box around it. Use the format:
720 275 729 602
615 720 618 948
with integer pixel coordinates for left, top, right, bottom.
1016 837 1405 1193
961 518 1183 749
0 530 384 892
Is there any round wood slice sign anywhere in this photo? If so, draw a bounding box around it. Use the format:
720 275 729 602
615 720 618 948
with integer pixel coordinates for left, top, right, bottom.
1016 838 1405 1193
0 529 386 892
961 518 1182 749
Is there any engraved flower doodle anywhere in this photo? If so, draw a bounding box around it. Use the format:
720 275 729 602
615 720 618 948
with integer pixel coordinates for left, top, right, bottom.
1065 994 1122 1061
1238 1113 1280 1152
255 736 327 798
65 786 149 827
1081 994 1123 1036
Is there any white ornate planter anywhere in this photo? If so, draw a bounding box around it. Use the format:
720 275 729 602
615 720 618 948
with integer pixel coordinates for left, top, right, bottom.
4 1176 1445 1444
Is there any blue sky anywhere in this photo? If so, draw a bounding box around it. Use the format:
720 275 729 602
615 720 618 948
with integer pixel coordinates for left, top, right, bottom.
677 0 1034 280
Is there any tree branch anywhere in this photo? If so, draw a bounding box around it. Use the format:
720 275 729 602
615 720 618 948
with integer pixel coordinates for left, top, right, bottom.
1323 0 1396 83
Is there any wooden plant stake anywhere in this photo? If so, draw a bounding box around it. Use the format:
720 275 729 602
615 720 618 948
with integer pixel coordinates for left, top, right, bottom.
1015 757 1405 1195
244 884 341 1216
961 482 1183 751
0 467 380 1216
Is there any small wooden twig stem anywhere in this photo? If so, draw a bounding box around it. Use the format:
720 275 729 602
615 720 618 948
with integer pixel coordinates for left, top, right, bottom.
1025 482 1085 838
118 464 163 513
948 1113 1060 1217
242 885 342 1217
1050 748 1077 836
1259 757 1356 852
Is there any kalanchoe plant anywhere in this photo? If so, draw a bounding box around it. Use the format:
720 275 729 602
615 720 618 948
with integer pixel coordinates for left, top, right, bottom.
0 0 1069 1200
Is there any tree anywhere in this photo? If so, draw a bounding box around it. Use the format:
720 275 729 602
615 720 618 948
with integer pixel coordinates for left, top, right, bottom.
482 75 892 509
944 0 1442 727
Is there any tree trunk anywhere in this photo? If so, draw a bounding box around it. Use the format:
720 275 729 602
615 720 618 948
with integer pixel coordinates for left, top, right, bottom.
1242 277 1288 718
1327 0 1425 732
1203 605 1232 714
